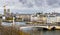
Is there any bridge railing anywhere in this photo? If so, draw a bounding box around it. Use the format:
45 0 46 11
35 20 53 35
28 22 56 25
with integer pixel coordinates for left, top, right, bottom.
20 23 58 27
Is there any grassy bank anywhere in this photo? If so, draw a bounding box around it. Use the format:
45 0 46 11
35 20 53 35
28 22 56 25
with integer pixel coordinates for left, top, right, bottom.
0 26 30 35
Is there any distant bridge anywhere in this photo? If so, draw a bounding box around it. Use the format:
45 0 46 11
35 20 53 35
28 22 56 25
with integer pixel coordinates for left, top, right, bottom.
20 24 59 30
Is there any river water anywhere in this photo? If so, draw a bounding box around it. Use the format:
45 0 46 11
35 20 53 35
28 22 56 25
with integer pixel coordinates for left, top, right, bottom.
22 29 60 35
1 22 60 35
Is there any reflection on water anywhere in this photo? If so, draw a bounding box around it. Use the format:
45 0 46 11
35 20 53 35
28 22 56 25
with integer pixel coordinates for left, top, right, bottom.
1 22 26 26
1 22 12 26
22 29 60 35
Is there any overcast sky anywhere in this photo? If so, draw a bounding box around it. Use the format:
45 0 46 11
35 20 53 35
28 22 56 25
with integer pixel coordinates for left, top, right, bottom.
0 0 60 14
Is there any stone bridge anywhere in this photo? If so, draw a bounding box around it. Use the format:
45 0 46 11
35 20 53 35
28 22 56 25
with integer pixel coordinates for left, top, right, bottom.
20 24 56 30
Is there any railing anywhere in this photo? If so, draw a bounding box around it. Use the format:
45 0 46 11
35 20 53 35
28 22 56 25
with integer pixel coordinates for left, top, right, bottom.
20 23 58 27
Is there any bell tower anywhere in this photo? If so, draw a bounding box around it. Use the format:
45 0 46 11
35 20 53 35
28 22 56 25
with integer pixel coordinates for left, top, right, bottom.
3 5 6 15
7 9 10 13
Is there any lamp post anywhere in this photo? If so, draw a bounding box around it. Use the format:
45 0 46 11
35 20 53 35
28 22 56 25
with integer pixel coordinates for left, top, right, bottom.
12 16 15 27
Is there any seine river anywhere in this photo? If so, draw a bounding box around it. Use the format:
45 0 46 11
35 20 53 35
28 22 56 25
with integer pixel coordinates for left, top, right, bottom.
1 22 60 35
22 30 60 35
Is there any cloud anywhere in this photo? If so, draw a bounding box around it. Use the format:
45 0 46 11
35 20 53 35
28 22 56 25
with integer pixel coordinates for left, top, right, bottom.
0 0 60 8
47 0 58 5
47 0 60 7
0 0 60 14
